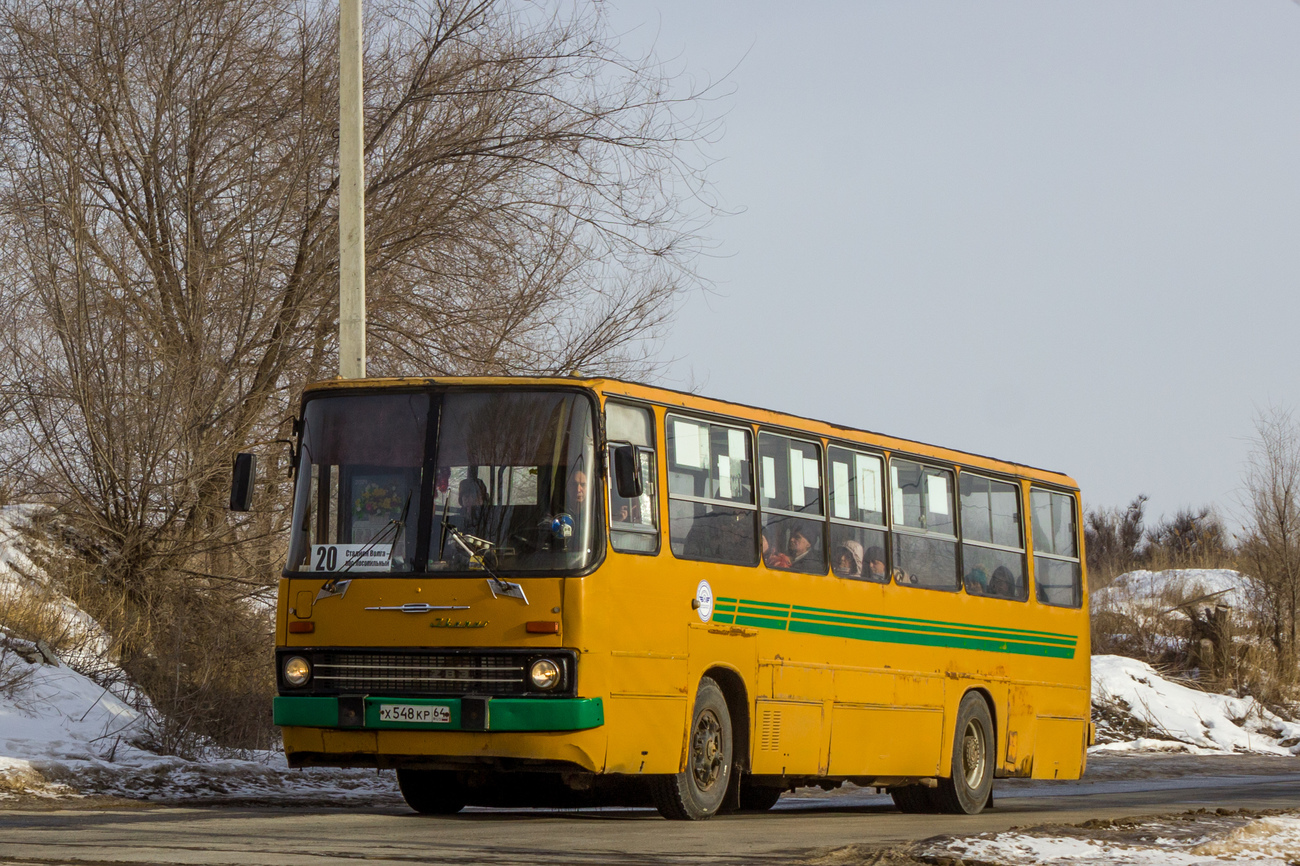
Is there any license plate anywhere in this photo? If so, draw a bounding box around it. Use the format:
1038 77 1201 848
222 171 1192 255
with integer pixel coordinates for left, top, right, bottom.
378 704 450 724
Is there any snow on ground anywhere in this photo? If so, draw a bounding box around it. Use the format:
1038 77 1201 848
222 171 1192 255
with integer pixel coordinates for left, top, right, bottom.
1091 655 1300 756
0 646 400 803
0 507 399 804
1092 569 1254 614
923 812 1300 865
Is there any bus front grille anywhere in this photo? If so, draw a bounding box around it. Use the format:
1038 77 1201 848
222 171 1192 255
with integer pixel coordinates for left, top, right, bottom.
276 648 577 697
312 652 527 696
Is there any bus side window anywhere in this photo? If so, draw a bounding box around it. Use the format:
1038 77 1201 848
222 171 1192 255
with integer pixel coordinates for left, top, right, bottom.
959 473 1028 601
889 459 959 591
827 446 888 582
1031 488 1082 607
758 432 826 574
665 414 757 566
606 402 659 554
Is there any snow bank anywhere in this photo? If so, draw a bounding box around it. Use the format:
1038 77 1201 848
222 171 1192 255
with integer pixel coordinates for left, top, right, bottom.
1093 568 1252 615
0 506 400 804
1091 655 1300 755
0 647 399 803
928 813 1300 865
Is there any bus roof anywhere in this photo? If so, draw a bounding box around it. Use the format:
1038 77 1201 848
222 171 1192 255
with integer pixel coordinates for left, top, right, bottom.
302 375 1079 491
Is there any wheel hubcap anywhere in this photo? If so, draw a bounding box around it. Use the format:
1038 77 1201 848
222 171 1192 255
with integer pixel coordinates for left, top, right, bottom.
961 719 986 789
691 709 725 791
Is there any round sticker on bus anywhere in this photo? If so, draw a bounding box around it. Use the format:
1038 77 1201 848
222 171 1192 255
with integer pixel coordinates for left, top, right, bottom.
695 580 714 622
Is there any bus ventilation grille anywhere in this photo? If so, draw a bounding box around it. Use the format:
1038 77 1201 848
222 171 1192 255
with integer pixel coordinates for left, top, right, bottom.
312 652 528 696
759 709 782 751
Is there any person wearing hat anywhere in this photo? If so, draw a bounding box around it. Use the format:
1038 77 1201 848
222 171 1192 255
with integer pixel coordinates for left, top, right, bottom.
864 545 888 582
832 539 864 578
787 525 820 571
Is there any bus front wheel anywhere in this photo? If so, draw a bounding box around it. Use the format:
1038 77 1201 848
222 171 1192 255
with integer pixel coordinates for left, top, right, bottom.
396 768 467 815
650 676 733 820
931 692 994 814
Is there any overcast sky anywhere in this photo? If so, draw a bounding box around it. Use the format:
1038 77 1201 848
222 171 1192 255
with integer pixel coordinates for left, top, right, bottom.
607 0 1300 530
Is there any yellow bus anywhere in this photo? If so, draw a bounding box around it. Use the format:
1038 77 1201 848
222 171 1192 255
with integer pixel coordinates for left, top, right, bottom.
255 376 1091 819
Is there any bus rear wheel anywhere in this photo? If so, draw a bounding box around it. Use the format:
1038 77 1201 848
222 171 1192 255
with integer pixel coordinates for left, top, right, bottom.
396 768 467 815
650 676 732 820
931 692 994 814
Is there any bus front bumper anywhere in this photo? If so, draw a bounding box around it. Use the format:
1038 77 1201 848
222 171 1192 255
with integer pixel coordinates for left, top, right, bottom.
273 695 604 732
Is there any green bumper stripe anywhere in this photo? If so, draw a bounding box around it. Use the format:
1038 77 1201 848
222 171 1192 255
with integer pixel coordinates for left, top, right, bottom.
273 696 604 731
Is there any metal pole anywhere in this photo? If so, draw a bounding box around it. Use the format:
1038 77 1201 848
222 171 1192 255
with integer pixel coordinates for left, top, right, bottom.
338 0 366 378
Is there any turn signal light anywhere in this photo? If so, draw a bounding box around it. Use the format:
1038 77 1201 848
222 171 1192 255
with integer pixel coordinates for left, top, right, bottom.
526 620 560 634
288 621 315 633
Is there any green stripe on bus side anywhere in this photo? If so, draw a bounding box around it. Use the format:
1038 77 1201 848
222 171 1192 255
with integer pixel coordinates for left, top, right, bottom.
742 597 1075 644
786 619 1076 658
789 602 1075 641
787 610 1077 647
710 597 1077 658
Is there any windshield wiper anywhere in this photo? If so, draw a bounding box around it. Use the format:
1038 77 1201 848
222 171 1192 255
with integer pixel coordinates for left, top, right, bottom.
442 521 528 604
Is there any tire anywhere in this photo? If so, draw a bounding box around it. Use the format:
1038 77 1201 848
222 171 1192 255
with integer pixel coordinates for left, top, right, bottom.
931 692 995 815
737 779 783 812
890 784 936 813
396 768 467 815
650 677 733 820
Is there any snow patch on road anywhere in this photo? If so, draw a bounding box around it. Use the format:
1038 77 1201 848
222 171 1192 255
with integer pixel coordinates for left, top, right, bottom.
928 813 1300 865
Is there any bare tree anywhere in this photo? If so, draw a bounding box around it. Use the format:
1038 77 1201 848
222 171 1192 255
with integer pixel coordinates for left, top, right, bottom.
0 0 718 746
1084 494 1148 587
1240 408 1300 678
1144 506 1231 569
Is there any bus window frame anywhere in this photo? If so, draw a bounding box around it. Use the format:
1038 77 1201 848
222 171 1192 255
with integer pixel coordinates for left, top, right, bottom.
1028 485 1083 608
887 456 960 592
604 399 661 557
664 412 759 568
757 429 828 575
957 470 1029 603
825 442 889 582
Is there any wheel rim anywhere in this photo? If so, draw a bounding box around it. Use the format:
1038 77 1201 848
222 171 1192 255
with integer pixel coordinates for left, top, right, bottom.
961 718 986 790
691 708 725 791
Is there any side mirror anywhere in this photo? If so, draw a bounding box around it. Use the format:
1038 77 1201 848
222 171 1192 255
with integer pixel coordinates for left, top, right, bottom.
230 452 257 512
612 445 642 499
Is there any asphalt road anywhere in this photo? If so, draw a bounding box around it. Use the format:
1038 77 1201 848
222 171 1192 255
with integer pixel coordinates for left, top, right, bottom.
1 755 1298 865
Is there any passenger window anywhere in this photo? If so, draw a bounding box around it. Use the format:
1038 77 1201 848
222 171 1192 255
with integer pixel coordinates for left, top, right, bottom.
891 460 955 535
1030 488 1082 607
959 473 1027 601
758 433 824 574
606 402 659 555
890 459 958 591
828 446 887 583
666 416 757 566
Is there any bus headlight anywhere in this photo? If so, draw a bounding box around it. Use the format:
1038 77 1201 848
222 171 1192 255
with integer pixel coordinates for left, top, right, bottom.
529 658 561 690
283 656 311 687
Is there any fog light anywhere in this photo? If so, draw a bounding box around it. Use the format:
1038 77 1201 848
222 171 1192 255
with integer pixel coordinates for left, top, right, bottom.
529 658 560 690
283 656 311 687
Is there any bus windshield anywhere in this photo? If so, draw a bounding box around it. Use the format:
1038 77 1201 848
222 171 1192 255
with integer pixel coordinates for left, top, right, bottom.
286 389 598 575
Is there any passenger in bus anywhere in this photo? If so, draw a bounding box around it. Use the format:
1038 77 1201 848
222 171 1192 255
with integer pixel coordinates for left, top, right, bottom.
832 539 864 579
787 526 819 570
458 477 489 534
965 565 990 595
988 565 1016 598
864 546 888 581
762 530 792 569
